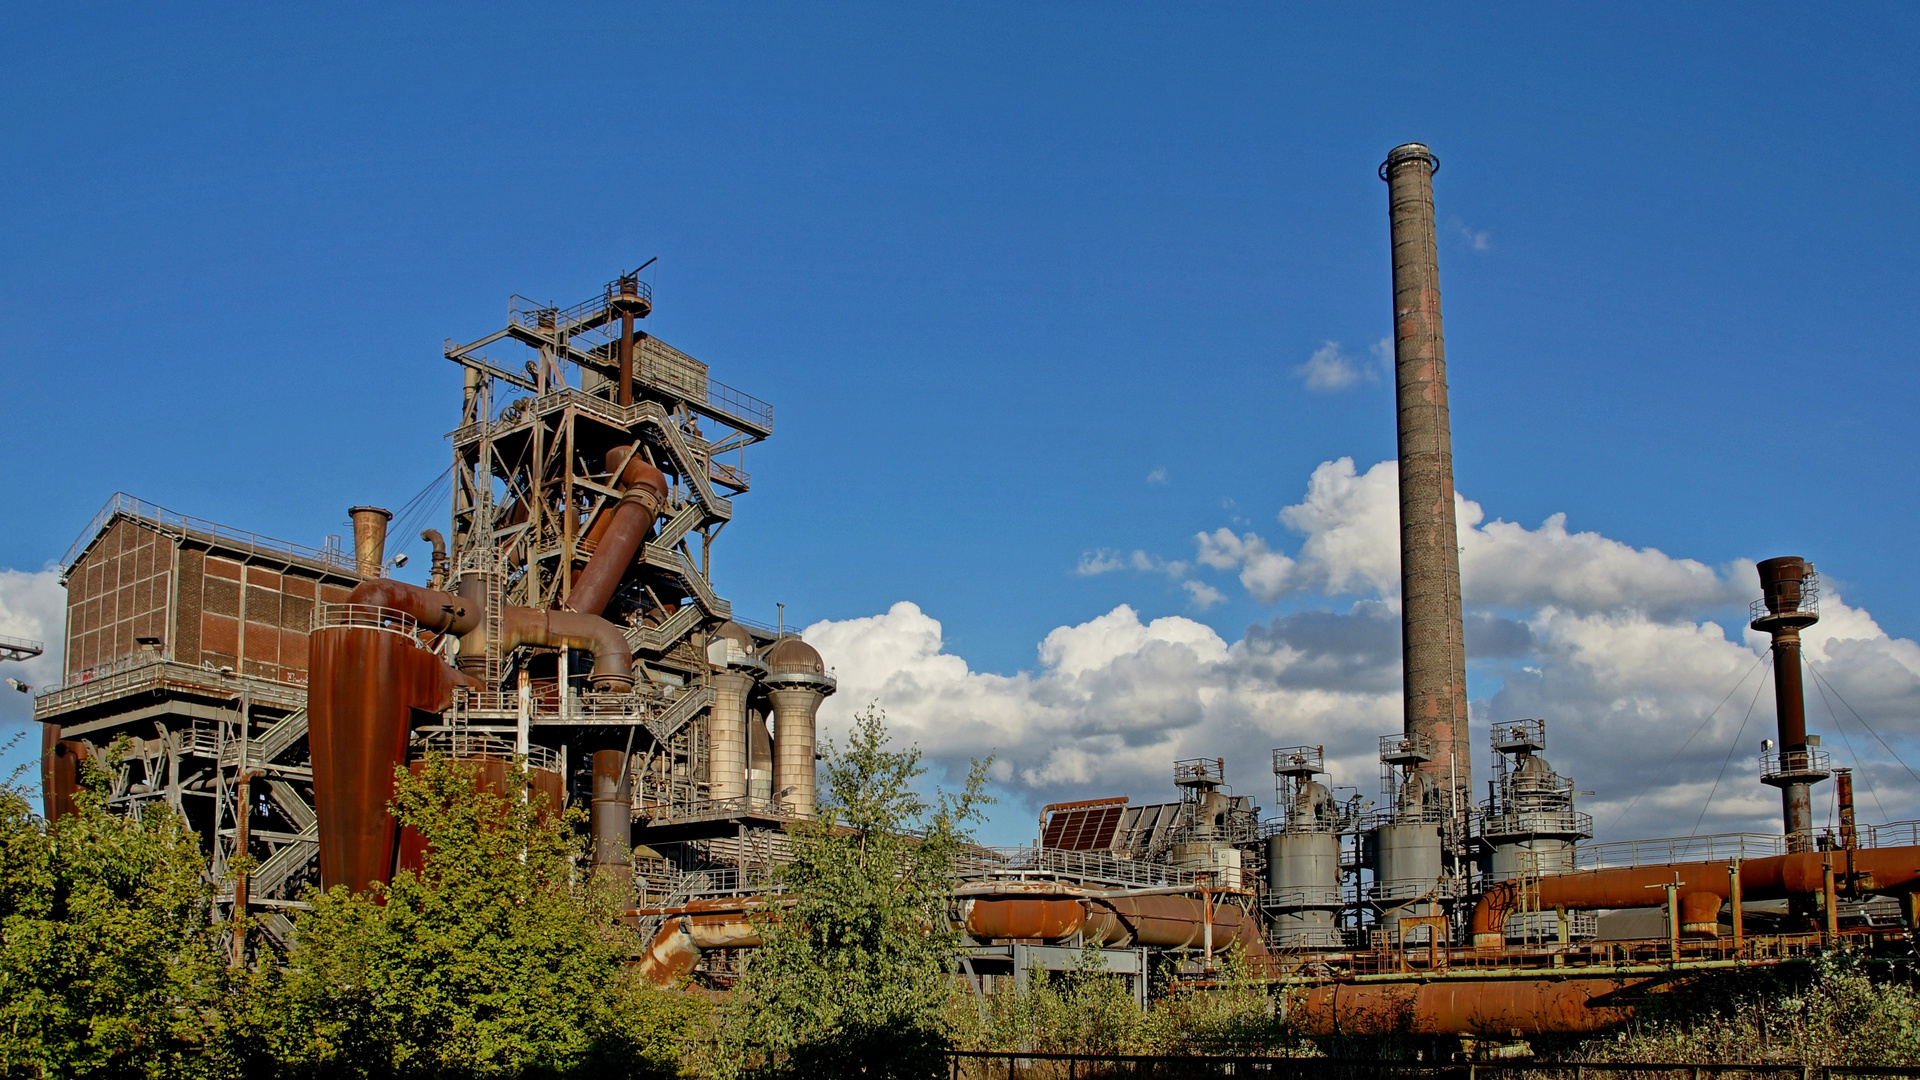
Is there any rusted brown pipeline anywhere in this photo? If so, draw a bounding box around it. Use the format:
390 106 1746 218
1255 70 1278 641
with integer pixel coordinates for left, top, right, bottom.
963 891 1271 963
569 447 669 616
41 733 86 823
634 897 767 987
1292 977 1646 1036
1469 846 1920 947
420 529 449 590
591 749 632 878
345 579 479 636
454 573 636 692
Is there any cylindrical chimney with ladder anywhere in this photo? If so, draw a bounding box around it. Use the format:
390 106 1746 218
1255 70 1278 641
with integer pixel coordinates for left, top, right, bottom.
1382 143 1471 823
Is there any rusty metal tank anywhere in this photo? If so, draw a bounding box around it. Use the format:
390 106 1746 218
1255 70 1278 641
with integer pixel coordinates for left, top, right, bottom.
308 607 469 892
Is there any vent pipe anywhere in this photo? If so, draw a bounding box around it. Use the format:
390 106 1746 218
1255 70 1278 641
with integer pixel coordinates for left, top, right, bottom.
1752 556 1825 851
348 506 391 581
1381 143 1471 818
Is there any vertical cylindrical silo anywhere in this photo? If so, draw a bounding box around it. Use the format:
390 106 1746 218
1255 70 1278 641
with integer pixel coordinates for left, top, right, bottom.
763 637 836 819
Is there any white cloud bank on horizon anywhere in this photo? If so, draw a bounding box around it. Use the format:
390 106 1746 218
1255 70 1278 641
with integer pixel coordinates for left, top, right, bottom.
806 458 1920 845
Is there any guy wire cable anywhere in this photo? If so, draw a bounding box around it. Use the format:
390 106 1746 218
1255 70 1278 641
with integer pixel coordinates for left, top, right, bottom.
1813 668 1889 823
1691 654 1774 836
1607 650 1768 834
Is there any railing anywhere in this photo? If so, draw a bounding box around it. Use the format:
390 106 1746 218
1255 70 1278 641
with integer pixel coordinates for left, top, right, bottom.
1478 810 1593 839
1571 832 1785 870
956 846 1177 890
311 603 422 641
35 655 306 720
410 729 562 772
0 633 43 657
1260 885 1343 910
1761 748 1832 783
62 492 354 573
1379 732 1433 763
1860 820 1920 848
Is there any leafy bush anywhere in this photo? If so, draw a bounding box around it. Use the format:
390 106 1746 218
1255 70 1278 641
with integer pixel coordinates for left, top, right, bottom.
0 756 227 1078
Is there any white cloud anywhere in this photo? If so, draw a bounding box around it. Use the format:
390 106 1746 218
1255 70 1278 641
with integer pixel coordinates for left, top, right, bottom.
1458 223 1491 251
1181 580 1226 610
1293 341 1375 392
808 460 1920 846
0 566 64 789
1075 549 1128 576
1146 467 1168 485
1194 457 1745 617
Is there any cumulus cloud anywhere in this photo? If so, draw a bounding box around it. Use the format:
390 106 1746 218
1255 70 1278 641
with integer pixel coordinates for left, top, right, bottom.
0 566 64 789
817 458 1920 845
1294 341 1375 392
1194 457 1745 617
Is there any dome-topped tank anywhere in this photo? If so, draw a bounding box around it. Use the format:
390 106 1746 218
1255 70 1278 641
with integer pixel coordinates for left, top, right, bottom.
765 636 826 676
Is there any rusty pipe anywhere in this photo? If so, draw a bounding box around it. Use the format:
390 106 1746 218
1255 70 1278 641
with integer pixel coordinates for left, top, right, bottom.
345 579 479 637
420 529 449 591
1382 143 1471 815
450 573 635 691
501 607 635 692
348 506 392 580
1754 556 1822 849
569 448 669 616
591 749 632 877
1469 846 1920 947
1292 977 1646 1036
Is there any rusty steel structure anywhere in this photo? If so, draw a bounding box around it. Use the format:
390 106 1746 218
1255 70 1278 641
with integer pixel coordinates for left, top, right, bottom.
26 148 1920 1038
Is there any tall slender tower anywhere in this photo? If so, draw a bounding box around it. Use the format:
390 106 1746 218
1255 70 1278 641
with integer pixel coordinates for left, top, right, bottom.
1382 143 1471 821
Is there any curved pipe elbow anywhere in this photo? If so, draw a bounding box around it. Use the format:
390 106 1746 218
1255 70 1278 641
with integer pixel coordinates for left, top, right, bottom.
345 579 478 637
501 606 635 692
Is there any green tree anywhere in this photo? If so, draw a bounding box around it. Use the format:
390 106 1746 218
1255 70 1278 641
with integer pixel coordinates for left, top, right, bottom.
0 754 227 1079
256 755 699 1080
722 706 991 1080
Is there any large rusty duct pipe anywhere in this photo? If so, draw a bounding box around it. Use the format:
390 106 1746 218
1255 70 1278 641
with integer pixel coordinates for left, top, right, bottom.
349 506 392 580
1468 846 1920 947
1754 556 1823 849
345 579 480 636
1382 143 1472 816
455 573 636 692
591 749 632 878
569 448 669 616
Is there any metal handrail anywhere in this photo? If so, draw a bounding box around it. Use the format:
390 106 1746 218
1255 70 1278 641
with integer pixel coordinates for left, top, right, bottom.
1572 832 1785 870
410 729 561 772
955 845 1176 889
311 603 421 640
61 492 354 573
1761 747 1832 779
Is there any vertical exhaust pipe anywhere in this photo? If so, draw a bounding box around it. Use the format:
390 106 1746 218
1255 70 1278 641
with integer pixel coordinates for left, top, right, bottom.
1381 143 1471 819
1753 556 1824 852
349 506 392 581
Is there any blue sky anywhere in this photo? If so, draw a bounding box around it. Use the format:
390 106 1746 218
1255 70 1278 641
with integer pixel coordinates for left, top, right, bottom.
4 4 1918 844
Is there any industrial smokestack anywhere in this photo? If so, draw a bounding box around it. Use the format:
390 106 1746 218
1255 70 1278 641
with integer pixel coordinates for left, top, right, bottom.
348 506 392 581
1381 143 1471 820
1752 556 1826 852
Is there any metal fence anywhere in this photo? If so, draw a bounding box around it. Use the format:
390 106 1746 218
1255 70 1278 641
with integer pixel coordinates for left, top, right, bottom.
948 1053 1920 1080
